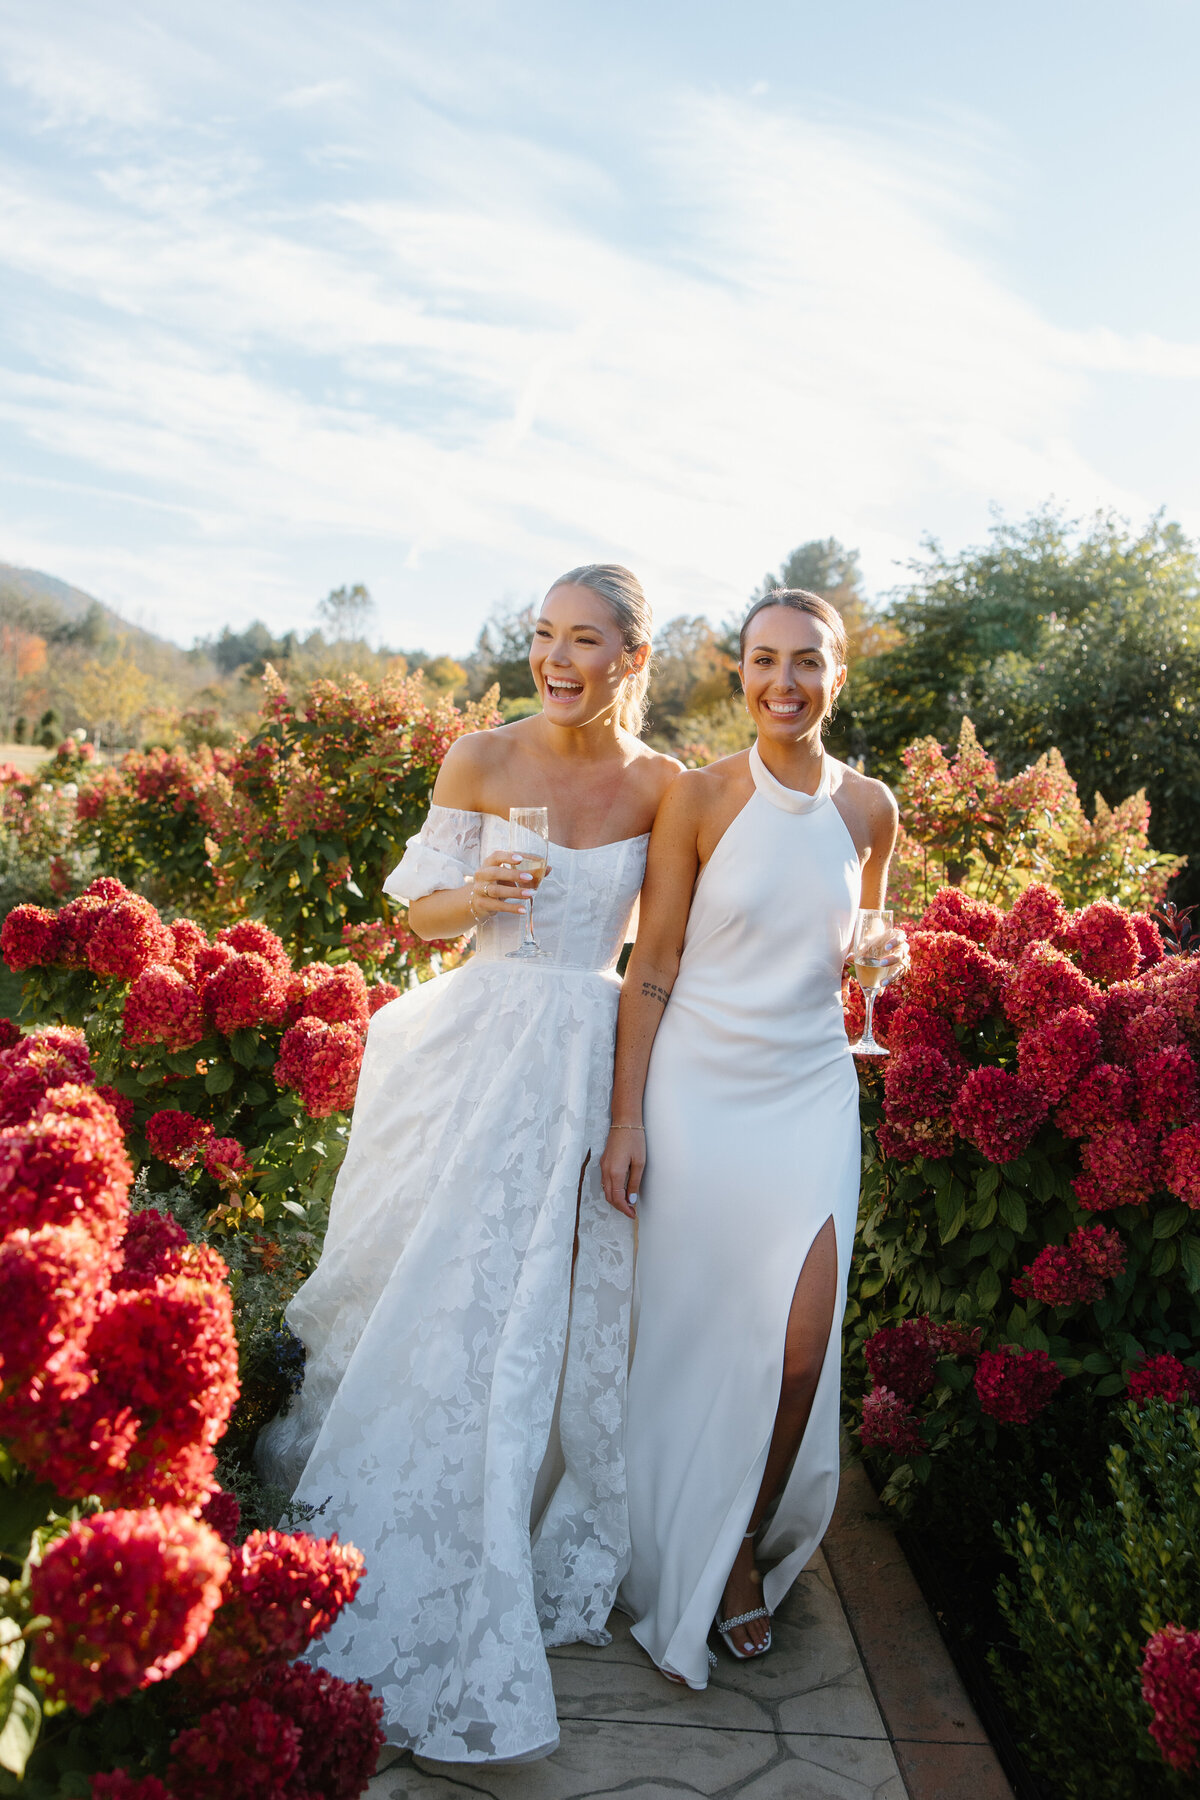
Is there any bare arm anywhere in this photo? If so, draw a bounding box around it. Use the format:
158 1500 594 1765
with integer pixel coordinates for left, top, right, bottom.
406 737 529 940
858 781 900 911
600 776 703 1218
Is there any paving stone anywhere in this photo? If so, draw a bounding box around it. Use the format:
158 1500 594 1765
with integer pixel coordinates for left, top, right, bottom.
735 1737 907 1799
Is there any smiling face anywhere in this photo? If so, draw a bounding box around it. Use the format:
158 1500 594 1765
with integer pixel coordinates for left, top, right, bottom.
529 583 647 726
739 604 847 744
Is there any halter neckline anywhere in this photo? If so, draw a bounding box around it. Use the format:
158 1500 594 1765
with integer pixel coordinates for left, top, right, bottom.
748 741 831 815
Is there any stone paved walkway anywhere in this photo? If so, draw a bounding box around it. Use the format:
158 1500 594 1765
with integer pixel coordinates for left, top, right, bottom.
368 1550 905 1799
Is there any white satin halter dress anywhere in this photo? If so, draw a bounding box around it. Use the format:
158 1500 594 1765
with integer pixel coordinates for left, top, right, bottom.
257 805 645 1761
620 746 862 1686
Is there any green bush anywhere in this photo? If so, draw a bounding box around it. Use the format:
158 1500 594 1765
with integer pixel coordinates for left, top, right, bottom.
993 1400 1200 1798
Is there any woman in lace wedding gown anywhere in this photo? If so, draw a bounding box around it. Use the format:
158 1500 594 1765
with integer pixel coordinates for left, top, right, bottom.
257 565 679 1763
601 590 901 1687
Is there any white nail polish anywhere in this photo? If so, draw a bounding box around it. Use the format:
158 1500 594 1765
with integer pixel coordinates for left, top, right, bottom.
628 1193 638 1207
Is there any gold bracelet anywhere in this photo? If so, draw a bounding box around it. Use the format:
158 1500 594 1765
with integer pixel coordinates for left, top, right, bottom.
610 1123 645 1131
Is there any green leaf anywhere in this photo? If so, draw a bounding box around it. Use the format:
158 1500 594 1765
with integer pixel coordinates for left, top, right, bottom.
998 1188 1027 1232
281 1200 307 1218
0 1684 39 1778
1152 1203 1190 1239
935 1187 967 1244
1081 1350 1114 1375
976 1166 1000 1203
1179 1237 1200 1291
204 1062 236 1096
228 1029 259 1069
976 1266 1002 1312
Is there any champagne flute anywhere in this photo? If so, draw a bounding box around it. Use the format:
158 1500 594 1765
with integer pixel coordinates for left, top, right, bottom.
506 807 550 959
848 908 900 1057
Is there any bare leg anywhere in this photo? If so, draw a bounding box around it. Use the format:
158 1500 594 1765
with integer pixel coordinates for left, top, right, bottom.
720 1217 837 1655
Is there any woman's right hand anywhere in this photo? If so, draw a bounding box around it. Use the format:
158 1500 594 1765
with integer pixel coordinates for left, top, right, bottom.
600 1126 644 1221
468 850 539 920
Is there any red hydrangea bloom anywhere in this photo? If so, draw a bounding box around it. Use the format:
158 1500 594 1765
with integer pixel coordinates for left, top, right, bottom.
166 1694 301 1800
215 920 292 974
29 1507 229 1713
84 877 130 902
860 1386 924 1455
115 1208 190 1289
145 1110 214 1170
91 1775 173 1799
884 1003 960 1059
203 952 288 1035
1003 942 1100 1032
1012 1224 1127 1307
0 1026 94 1126
193 943 236 981
883 1043 963 1128
1142 1625 1200 1774
0 1103 132 1249
274 1017 364 1118
842 980 864 1044
989 882 1070 962
951 1066 1045 1162
876 1117 956 1163
299 964 370 1030
0 1222 107 1400
1065 900 1141 985
86 899 174 981
1157 956 1200 1041
79 1253 240 1507
974 1346 1063 1423
54 893 112 967
0 903 59 970
124 964 206 1052
0 1018 19 1053
182 1531 365 1696
200 1487 242 1549
1073 1122 1160 1211
1100 983 1184 1064
253 1661 385 1800
95 1084 135 1132
1016 1005 1101 1104
1137 1046 1199 1132
1126 1354 1200 1408
368 981 400 1015
1162 1125 1200 1209
916 888 1001 946
902 931 1006 1027
169 917 210 977
1055 1062 1134 1139
864 1321 938 1401
203 1138 250 1187
1132 913 1166 972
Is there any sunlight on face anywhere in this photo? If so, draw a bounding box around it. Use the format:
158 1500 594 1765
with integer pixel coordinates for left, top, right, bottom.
529 583 643 725
739 605 846 741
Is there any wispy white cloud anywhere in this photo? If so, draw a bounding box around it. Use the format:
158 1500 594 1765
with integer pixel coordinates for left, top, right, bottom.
0 7 1196 649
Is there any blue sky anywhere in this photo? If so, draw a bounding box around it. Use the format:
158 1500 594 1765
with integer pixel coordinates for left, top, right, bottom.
1 1 1198 654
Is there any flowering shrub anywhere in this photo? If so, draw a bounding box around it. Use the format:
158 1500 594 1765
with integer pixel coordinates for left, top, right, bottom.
67 667 498 985
0 1023 380 1794
993 1401 1200 1799
890 715 1184 916
4 876 367 1231
845 879 1200 1515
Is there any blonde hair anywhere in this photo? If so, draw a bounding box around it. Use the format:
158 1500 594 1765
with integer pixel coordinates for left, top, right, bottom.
549 563 653 735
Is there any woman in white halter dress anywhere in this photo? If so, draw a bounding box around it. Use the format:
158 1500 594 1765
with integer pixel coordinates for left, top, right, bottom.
601 591 901 1687
258 566 678 1761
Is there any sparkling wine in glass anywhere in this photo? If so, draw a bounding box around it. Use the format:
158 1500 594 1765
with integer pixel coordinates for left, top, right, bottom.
506 807 550 959
848 908 899 1056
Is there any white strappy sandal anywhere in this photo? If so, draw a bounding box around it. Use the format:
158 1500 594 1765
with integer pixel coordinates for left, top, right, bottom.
715 1532 773 1661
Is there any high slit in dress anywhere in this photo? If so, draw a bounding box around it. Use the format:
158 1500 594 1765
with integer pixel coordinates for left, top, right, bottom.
619 744 862 1687
257 805 645 1761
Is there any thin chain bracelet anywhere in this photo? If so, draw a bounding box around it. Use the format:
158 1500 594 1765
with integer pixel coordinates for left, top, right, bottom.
610 1123 645 1131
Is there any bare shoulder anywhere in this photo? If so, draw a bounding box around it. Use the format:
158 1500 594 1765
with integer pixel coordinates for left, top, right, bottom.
431 721 521 807
830 760 899 840
624 736 685 804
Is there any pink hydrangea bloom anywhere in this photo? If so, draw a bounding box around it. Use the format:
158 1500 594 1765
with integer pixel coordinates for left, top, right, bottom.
989 882 1070 962
1016 1005 1101 1104
1012 1224 1126 1307
1161 1124 1200 1208
974 1346 1063 1424
915 888 1001 946
1065 900 1141 985
951 1066 1045 1162
860 1386 924 1455
1142 1625 1200 1773
1072 1122 1160 1211
1003 942 1100 1032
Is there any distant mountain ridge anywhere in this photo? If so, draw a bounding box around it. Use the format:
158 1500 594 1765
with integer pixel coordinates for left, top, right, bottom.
0 562 172 652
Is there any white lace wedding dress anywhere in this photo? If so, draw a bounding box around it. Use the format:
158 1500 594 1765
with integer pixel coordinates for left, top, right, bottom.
256 806 646 1762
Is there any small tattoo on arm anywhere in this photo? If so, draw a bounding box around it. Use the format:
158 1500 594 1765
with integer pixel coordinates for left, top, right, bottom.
641 981 671 1007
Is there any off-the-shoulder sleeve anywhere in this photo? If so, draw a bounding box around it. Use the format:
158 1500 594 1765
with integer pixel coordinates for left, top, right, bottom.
383 805 483 904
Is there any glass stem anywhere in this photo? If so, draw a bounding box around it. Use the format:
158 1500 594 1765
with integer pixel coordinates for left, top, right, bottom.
524 893 536 948
861 986 879 1049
